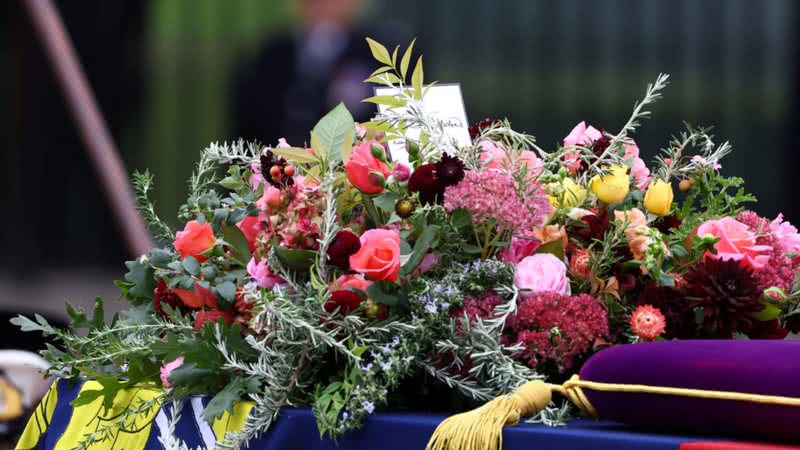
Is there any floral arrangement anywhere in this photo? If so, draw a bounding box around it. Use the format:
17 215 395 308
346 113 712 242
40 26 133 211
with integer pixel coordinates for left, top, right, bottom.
14 38 800 448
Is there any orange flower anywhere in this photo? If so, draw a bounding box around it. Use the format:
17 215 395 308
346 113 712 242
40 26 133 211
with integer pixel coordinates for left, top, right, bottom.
174 220 216 262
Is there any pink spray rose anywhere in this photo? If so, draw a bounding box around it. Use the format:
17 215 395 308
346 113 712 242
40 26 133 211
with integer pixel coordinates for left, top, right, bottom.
623 142 651 190
247 257 285 289
697 217 771 270
345 140 390 195
479 140 543 178
563 121 603 173
770 214 800 254
334 274 372 293
349 229 401 281
392 163 411 182
160 357 184 387
498 235 542 265
514 253 571 297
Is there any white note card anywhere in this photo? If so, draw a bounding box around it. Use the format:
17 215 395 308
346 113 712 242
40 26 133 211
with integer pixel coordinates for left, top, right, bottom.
374 83 471 166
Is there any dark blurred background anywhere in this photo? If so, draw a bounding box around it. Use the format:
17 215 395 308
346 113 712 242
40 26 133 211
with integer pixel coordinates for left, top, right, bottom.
0 0 798 323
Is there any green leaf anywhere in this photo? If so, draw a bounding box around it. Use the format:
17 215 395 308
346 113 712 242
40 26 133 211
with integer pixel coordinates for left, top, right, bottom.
365 37 392 66
274 246 317 271
534 239 564 260
373 192 401 214
411 55 424 99
149 248 173 269
222 223 252 266
364 73 403 85
312 103 355 166
272 147 319 164
72 375 122 410
216 281 237 304
400 38 416 80
449 208 473 230
366 283 400 307
391 45 399 66
203 377 245 423
402 225 439 276
123 260 156 303
362 95 406 108
10 314 52 333
183 256 201 277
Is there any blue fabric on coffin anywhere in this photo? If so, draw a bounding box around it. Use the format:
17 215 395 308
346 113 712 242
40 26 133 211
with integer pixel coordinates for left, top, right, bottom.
15 379 734 450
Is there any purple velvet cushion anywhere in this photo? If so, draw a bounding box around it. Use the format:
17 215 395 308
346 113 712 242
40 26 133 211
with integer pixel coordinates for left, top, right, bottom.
578 340 800 441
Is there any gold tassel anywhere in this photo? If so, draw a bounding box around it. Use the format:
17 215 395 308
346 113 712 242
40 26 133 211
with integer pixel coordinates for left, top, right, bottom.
426 380 552 450
426 374 800 450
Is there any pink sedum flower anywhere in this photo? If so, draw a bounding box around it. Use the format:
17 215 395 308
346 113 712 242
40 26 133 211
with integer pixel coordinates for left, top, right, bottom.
514 253 570 297
247 257 285 289
770 214 800 254
160 357 184 387
697 217 770 270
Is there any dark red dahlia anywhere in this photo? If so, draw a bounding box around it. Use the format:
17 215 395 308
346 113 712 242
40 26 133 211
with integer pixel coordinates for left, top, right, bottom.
636 285 694 339
575 207 610 241
327 230 361 270
746 319 789 339
153 279 194 318
468 118 500 139
653 214 683 234
684 258 763 337
324 290 364 316
435 153 466 186
260 149 294 188
408 163 444 205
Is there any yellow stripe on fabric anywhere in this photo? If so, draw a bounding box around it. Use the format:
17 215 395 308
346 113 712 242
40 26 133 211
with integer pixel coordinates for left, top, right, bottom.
16 381 59 450
52 381 163 450
212 400 255 442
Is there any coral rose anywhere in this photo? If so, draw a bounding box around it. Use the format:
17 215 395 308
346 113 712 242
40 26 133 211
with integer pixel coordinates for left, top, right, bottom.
345 140 390 195
237 215 262 252
174 220 216 262
334 274 372 294
697 217 771 270
349 229 401 281
514 253 571 297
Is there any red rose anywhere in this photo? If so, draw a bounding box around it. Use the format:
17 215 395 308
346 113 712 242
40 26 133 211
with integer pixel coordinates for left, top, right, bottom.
344 140 390 195
349 229 401 282
237 215 263 252
174 220 216 262
324 290 364 316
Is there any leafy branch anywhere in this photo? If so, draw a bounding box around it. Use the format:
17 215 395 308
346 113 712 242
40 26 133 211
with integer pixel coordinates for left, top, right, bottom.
132 170 175 242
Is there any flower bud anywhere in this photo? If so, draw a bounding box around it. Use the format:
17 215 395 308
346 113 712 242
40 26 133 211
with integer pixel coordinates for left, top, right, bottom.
643 179 674 216
395 198 415 218
590 165 630 205
368 171 385 189
371 144 388 162
392 163 411 182
678 179 693 192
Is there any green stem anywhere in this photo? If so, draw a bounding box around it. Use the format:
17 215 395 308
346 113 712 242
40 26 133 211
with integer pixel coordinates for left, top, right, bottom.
362 195 383 227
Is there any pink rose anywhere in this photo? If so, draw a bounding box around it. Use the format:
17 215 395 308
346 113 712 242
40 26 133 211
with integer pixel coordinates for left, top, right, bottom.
334 274 372 293
160 357 184 387
623 143 651 190
345 140 390 195
697 217 771 270
349 229 401 281
514 253 571 297
498 235 542 265
770 214 800 254
479 141 543 178
247 257 285 289
174 220 216 263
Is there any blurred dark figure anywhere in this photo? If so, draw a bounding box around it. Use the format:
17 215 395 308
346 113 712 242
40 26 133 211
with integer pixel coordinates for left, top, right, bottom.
233 0 402 146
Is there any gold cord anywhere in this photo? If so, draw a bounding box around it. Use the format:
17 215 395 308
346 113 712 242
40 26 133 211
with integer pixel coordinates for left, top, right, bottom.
426 374 800 450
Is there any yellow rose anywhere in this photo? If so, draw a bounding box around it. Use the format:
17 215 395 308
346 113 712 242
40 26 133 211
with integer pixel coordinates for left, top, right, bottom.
590 165 630 205
550 178 587 208
643 179 674 216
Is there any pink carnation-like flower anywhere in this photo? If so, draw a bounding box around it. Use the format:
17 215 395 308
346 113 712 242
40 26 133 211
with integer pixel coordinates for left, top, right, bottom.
506 292 608 371
247 257 285 289
630 304 666 341
160 356 184 387
562 121 603 172
479 140 543 179
697 217 770 270
770 214 800 254
514 253 570 297
498 233 541 265
623 142 651 190
443 170 551 233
